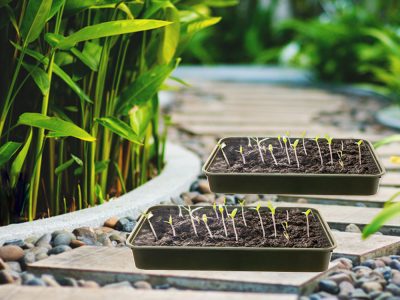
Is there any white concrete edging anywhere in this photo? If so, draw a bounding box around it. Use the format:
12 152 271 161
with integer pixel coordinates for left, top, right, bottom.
0 143 201 244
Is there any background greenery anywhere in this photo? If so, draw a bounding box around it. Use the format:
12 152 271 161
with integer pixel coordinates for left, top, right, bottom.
0 0 235 225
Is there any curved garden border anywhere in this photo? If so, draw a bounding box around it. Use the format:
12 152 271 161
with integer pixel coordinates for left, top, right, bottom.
0 143 201 244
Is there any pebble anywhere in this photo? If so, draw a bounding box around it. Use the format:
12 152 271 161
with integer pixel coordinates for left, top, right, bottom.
133 280 152 289
41 274 60 287
6 262 21 273
109 234 126 244
0 270 14 284
345 223 361 233
191 194 212 204
198 180 211 194
78 280 100 288
386 283 400 296
361 259 377 269
329 273 353 284
35 253 48 261
350 288 369 299
362 281 383 293
332 257 353 270
104 217 119 229
70 239 86 248
3 239 25 248
48 245 72 255
390 260 400 271
58 277 78 287
25 278 46 286
319 280 339 294
339 281 354 296
73 227 97 245
0 245 24 261
103 281 133 289
391 272 400 285
171 196 184 205
96 233 113 247
53 232 74 247
0 259 7 271
35 233 52 247
244 194 259 203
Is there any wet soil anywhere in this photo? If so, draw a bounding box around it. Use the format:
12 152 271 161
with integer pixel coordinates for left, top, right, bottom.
207 137 380 175
133 206 332 248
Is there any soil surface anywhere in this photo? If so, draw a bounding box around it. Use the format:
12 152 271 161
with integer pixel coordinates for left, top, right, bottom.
207 137 380 175
133 206 332 248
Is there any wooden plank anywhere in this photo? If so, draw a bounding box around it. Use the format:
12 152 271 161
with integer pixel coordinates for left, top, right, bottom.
0 286 295 300
176 105 337 114
269 201 400 235
382 157 400 171
376 143 400 157
380 172 400 187
28 246 338 295
278 187 398 208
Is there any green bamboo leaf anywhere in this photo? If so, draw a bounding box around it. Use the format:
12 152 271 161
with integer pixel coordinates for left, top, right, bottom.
56 19 171 50
95 117 141 144
204 0 239 7
55 158 74 175
113 161 126 194
18 113 96 142
47 0 65 21
4 5 20 36
71 154 83 166
374 135 400 148
22 62 50 95
117 60 179 115
187 17 221 35
74 160 109 176
70 47 98 71
362 201 400 239
0 142 22 168
10 129 33 187
64 0 120 15
129 102 153 138
158 3 180 64
11 43 93 104
20 0 53 44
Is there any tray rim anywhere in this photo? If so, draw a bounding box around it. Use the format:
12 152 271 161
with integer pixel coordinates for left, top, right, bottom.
126 204 338 252
202 137 386 178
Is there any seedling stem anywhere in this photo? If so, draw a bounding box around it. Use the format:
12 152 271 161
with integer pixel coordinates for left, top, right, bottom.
212 202 219 219
252 137 269 163
301 131 307 155
268 144 278 165
219 205 228 237
267 201 277 238
277 135 283 148
303 209 312 238
314 136 323 166
202 214 213 238
356 140 363 165
183 206 203 237
283 136 291 164
164 215 176 237
251 203 265 239
229 208 239 242
239 199 247 226
291 139 300 169
218 142 230 167
325 135 333 164
142 212 158 241
236 145 246 164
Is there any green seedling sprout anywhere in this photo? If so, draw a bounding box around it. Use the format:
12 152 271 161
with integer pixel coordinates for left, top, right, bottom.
282 136 291 164
183 206 203 237
268 144 278 165
303 209 312 238
202 214 213 238
142 212 158 241
229 208 239 241
301 131 308 155
325 135 334 164
212 202 219 219
286 210 289 221
223 196 229 215
314 136 323 166
282 221 290 241
252 137 269 163
239 199 247 226
178 205 183 218
356 140 363 165
277 135 283 148
341 140 344 151
218 205 228 237
247 137 252 147
285 131 291 145
291 139 300 169
251 203 265 239
337 150 344 170
236 145 246 164
164 215 176 237
267 201 277 238
218 142 230 167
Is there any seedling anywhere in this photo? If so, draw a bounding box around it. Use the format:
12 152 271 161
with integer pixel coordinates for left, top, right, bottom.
236 145 246 164
239 199 247 226
341 140 344 151
282 136 291 164
286 210 289 221
142 212 158 241
325 135 333 164
164 215 176 237
218 142 230 167
314 136 323 166
267 201 277 238
219 205 228 237
202 214 213 238
251 203 265 239
356 140 363 165
301 131 307 155
281 221 290 241
285 131 291 145
291 139 300 169
212 202 219 219
223 196 229 215
178 205 183 218
252 137 269 163
183 206 203 237
337 150 344 170
247 137 252 147
268 144 278 165
277 135 283 148
303 209 312 238
228 208 239 241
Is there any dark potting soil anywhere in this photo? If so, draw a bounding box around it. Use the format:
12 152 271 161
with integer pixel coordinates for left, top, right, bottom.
207 137 380 175
133 206 332 248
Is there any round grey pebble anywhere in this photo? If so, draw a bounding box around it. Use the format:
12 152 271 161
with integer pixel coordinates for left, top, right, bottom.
53 233 73 247
390 260 400 271
6 261 21 273
26 278 46 286
345 223 361 233
350 288 369 299
3 239 25 248
386 283 400 296
122 221 136 232
35 253 48 261
318 280 339 294
48 245 71 255
58 277 78 287
361 259 376 269
35 233 52 247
